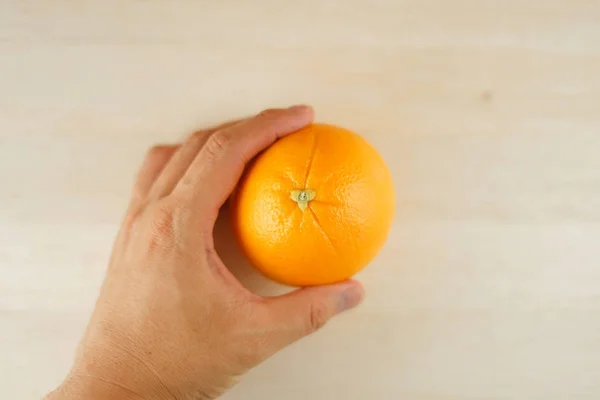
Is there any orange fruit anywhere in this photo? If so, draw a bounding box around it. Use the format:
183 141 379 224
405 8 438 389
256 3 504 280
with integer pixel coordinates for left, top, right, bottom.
232 123 395 286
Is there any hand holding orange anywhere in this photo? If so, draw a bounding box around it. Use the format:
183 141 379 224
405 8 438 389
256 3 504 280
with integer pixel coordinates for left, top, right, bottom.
232 123 395 286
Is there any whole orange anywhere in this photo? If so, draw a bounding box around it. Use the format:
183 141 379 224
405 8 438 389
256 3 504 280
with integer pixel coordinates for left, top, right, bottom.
231 123 395 286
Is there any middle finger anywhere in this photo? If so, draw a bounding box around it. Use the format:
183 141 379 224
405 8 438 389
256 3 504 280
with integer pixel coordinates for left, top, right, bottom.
147 119 242 201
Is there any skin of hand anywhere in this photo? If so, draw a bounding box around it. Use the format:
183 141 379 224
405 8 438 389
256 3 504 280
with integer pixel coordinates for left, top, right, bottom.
44 106 364 400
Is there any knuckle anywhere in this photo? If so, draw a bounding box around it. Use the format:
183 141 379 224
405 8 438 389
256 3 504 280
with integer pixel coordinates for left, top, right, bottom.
146 200 184 250
117 207 143 244
307 301 330 333
203 132 231 159
151 203 176 238
188 130 210 144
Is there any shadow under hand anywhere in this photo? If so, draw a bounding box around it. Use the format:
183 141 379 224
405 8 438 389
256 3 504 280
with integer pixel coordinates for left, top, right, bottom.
213 206 291 298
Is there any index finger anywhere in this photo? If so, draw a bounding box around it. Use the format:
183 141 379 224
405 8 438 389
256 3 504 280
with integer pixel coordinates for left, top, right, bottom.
174 105 314 213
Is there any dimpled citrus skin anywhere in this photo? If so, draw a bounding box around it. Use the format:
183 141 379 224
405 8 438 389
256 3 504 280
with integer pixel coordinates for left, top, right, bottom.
231 123 395 286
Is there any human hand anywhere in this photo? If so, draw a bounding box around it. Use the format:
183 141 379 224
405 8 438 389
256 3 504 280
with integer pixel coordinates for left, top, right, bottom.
45 106 364 400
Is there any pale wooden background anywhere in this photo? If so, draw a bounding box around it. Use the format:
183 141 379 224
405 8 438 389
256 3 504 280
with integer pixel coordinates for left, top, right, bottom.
1 1 600 399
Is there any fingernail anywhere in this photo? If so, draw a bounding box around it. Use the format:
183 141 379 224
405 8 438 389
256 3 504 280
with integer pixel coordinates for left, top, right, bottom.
338 285 364 313
288 104 312 112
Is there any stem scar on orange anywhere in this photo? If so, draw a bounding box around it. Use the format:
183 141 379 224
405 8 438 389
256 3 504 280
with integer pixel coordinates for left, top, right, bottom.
231 123 395 286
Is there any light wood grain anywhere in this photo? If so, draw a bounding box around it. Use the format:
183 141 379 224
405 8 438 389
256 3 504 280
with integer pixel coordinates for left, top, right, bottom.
1 1 600 399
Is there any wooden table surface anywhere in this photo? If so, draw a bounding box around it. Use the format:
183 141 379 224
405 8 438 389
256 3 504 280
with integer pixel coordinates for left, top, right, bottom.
1 1 600 399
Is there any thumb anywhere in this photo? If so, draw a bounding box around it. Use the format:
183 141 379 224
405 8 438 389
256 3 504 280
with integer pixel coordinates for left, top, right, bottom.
261 280 364 353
